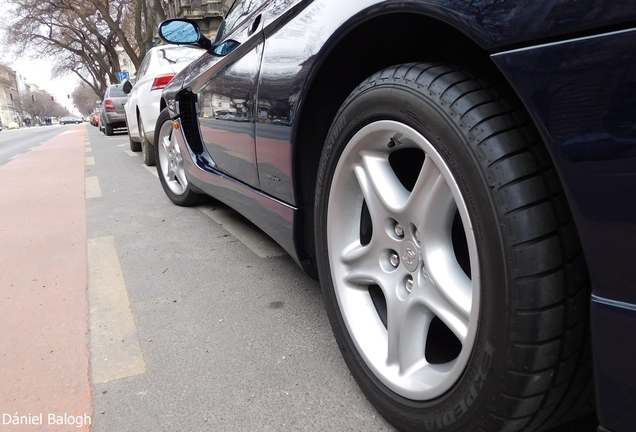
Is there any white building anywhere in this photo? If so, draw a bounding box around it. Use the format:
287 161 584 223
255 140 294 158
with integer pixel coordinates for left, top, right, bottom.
0 63 21 126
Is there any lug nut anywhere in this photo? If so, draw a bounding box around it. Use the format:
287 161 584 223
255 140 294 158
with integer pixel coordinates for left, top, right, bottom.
390 252 399 268
406 277 414 292
395 224 404 238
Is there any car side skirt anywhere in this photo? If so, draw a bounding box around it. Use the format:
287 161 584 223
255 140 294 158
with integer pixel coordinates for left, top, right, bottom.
590 295 636 432
173 118 305 267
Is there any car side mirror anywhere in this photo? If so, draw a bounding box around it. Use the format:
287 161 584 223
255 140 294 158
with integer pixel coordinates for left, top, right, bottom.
122 80 132 95
158 19 212 50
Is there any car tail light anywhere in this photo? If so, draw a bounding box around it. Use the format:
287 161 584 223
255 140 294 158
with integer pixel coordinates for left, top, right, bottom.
151 74 176 91
104 100 115 111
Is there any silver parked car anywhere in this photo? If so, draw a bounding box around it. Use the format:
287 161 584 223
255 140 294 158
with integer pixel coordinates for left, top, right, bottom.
99 84 128 136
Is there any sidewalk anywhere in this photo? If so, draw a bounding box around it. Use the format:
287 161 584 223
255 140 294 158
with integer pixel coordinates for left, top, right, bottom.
0 128 92 430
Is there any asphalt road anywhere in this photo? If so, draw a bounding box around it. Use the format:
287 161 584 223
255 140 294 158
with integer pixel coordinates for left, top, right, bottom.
0 124 71 166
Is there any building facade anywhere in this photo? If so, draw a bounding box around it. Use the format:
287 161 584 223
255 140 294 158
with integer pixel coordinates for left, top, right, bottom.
0 64 21 126
116 46 137 82
164 0 234 40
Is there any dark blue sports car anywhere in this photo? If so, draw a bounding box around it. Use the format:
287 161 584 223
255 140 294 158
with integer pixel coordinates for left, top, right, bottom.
153 1 636 431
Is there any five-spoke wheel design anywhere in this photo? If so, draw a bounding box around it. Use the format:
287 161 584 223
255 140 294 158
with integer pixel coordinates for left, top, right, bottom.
327 120 479 400
157 119 188 196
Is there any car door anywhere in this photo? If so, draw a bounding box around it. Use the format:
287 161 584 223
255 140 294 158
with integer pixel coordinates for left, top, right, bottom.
126 51 154 139
254 0 311 204
192 0 270 188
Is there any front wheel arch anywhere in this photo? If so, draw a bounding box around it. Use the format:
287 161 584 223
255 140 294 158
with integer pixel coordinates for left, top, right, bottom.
292 12 493 272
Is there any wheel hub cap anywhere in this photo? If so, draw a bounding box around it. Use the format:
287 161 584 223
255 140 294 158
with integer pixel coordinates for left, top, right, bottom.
400 240 419 272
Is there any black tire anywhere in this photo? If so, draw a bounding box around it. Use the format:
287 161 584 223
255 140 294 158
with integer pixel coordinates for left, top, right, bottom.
154 108 201 206
142 140 155 166
129 134 141 152
315 63 591 432
139 113 155 166
105 123 114 136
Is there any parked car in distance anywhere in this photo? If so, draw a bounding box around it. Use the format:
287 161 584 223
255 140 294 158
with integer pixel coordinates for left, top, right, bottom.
59 116 83 125
6 122 19 130
156 2 636 432
99 84 128 136
123 45 204 166
90 111 100 127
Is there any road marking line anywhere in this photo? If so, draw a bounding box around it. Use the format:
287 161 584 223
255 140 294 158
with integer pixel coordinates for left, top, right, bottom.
199 205 286 258
85 176 102 198
28 146 36 151
85 156 95 165
117 144 127 147
124 150 138 157
143 165 158 177
85 147 92 152
88 236 146 384
10 153 23 160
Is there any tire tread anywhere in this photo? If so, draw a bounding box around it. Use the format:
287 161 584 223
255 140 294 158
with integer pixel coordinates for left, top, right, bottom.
404 63 591 429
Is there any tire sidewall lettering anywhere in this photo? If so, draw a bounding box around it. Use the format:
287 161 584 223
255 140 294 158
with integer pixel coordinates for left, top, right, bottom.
421 341 495 431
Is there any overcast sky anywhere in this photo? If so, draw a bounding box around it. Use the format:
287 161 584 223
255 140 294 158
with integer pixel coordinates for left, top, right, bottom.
0 6 80 114
10 56 79 105
0 54 82 116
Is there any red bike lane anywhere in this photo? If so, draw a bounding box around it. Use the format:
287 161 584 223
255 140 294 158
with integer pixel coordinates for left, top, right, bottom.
0 128 92 430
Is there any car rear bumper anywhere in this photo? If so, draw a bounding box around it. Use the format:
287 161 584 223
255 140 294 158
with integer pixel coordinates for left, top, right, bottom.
104 112 127 126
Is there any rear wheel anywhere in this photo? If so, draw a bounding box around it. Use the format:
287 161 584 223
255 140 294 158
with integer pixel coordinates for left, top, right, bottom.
315 63 592 431
139 113 155 166
105 123 113 136
154 108 201 207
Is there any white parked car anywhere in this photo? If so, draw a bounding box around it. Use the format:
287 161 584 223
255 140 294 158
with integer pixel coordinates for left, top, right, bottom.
123 45 204 165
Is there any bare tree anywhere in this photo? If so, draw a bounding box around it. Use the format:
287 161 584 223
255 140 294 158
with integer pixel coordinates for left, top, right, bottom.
3 0 168 97
22 90 69 123
72 82 101 116
131 0 166 65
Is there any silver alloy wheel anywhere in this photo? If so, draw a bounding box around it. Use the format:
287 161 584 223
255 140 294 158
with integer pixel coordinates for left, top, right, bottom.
327 120 480 400
157 119 188 195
